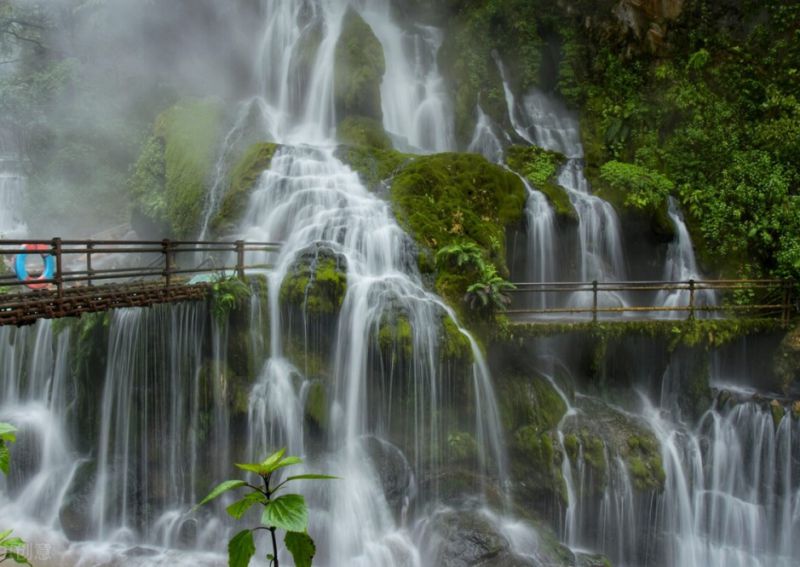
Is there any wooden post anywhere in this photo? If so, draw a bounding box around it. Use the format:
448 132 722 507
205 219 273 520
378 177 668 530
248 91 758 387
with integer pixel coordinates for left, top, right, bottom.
235 240 245 279
688 279 695 320
592 280 598 323
163 239 172 288
87 241 94 287
53 237 64 303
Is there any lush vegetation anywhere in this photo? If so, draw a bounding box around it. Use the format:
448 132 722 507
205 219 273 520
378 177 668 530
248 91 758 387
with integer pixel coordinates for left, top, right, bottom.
0 423 30 565
197 448 335 567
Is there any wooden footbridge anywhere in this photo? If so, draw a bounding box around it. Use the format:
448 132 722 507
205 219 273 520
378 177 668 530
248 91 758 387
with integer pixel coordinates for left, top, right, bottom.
0 238 796 327
0 238 278 326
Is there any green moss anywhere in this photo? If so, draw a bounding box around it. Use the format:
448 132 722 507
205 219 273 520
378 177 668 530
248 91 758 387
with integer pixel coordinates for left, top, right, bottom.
581 431 607 483
378 314 414 358
563 433 579 460
389 152 526 306
335 145 411 192
624 434 666 491
507 319 784 351
512 427 566 503
211 142 279 235
157 99 223 238
505 145 576 222
439 316 473 362
129 99 222 238
334 8 385 122
337 116 392 150
447 431 479 462
306 381 328 431
770 400 786 428
280 250 347 316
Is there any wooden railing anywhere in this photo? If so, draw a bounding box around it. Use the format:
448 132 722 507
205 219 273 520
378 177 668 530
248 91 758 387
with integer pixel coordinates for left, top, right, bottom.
0 239 280 325
508 279 797 326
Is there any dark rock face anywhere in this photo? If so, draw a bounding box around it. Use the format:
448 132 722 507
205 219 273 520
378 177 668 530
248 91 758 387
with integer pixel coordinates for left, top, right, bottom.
362 436 415 515
420 510 557 567
58 459 96 541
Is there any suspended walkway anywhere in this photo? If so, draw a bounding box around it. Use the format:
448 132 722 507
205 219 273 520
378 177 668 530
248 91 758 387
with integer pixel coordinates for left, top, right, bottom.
0 239 278 326
507 279 797 327
0 238 795 327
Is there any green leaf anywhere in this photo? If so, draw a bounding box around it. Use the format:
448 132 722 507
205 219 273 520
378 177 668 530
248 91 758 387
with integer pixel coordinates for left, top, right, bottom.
260 448 287 470
4 551 31 565
228 530 256 567
226 492 268 520
271 456 303 472
0 423 17 443
1 537 24 548
0 529 13 541
235 463 265 475
261 494 308 532
283 474 339 482
196 480 246 508
0 443 10 476
285 531 316 567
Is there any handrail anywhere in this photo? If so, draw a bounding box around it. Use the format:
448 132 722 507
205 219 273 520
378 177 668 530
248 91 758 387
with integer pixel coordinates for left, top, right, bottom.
508 278 796 326
0 238 282 325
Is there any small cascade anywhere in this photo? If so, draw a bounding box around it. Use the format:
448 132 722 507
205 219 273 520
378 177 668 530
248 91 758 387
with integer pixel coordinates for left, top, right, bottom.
642 394 800 567
467 105 506 164
496 58 628 313
656 197 717 316
360 0 455 153
521 178 558 309
237 144 510 564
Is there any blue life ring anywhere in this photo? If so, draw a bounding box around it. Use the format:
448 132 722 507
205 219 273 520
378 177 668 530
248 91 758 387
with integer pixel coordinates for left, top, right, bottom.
14 244 55 290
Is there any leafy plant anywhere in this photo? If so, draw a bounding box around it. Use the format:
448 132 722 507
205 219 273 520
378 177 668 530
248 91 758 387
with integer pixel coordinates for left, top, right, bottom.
435 241 486 271
0 423 30 566
196 448 336 567
210 275 252 322
465 264 516 313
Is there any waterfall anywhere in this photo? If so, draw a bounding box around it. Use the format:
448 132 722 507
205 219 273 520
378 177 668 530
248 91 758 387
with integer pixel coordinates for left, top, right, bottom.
237 143 509 564
360 0 455 153
656 197 717 316
0 141 27 239
497 58 628 313
642 396 800 567
467 105 506 164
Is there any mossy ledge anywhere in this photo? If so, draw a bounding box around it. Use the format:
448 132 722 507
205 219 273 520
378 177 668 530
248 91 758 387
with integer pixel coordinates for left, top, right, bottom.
504 145 577 223
336 144 412 192
505 319 784 350
279 246 348 316
211 142 279 235
389 152 526 309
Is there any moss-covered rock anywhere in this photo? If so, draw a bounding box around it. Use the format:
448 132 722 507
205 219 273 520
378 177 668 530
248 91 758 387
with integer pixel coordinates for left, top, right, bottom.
378 312 414 359
564 397 665 493
334 8 386 122
210 142 278 235
389 152 526 307
305 380 328 431
504 145 577 222
337 116 392 150
280 246 348 316
439 316 473 362
774 323 800 395
336 144 410 192
129 99 223 238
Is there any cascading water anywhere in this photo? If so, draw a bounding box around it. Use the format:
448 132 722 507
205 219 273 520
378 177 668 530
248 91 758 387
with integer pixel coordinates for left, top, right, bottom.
655 197 717 316
496 58 628 312
237 144 510 565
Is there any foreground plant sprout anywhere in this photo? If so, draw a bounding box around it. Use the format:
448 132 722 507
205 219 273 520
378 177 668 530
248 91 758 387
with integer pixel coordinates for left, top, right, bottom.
196 448 336 567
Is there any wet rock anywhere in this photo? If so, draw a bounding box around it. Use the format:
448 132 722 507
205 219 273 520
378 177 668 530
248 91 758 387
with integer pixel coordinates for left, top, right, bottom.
774 323 800 394
58 459 96 541
363 436 415 514
425 510 510 567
